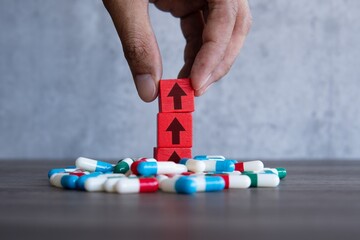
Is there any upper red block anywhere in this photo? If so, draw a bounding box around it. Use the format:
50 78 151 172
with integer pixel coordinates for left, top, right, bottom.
159 78 194 113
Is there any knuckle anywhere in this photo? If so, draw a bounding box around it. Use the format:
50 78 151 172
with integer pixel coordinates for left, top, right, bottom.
122 34 151 63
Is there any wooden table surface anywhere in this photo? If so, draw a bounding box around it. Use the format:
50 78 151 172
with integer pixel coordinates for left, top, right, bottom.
0 160 359 240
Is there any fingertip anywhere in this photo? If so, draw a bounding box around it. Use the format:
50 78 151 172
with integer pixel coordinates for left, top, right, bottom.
134 74 158 102
190 72 212 91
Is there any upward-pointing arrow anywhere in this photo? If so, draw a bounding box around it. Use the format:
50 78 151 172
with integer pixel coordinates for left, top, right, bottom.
166 117 185 145
168 151 181 163
167 83 187 110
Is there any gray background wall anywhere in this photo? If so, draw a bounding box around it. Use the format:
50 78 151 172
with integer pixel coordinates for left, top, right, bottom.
1 0 359 160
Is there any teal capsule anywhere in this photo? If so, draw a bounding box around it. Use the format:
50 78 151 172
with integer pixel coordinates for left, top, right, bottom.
262 168 287 179
241 172 280 187
114 158 134 174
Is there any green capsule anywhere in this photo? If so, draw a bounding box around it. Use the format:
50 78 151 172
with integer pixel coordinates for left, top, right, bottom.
241 172 280 187
262 168 287 179
114 158 134 174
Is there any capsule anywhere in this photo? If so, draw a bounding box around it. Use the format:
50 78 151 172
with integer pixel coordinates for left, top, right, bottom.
179 158 206 172
114 158 134 174
103 175 125 192
213 174 251 189
130 158 157 175
69 170 89 177
48 167 77 179
264 167 287 179
84 174 125 192
115 177 159 194
75 157 113 173
160 176 225 194
203 160 235 172
137 161 187 176
193 155 225 160
50 173 79 189
76 172 102 190
156 174 170 183
234 160 264 172
241 172 280 187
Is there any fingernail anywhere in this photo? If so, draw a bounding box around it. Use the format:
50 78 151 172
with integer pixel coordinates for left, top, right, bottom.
197 83 213 96
198 73 212 90
134 74 156 102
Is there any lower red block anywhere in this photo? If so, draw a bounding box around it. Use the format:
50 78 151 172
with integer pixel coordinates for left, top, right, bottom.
154 147 192 163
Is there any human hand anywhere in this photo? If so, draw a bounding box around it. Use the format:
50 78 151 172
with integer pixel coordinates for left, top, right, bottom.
103 0 252 102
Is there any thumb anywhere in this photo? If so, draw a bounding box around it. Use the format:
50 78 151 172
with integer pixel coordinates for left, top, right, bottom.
103 0 162 102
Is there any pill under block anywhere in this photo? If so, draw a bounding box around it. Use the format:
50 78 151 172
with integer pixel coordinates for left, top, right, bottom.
154 147 192 162
158 78 194 113
157 113 192 148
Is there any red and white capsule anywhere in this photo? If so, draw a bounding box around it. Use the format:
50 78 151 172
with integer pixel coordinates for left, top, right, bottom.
214 174 251 189
115 177 159 194
234 160 264 172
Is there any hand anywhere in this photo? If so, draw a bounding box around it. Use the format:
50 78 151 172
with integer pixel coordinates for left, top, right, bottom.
103 0 252 102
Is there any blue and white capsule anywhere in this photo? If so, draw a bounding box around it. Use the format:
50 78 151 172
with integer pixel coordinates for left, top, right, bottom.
137 161 187 176
160 176 225 194
203 160 235 172
49 173 79 189
48 167 78 179
75 157 113 173
76 172 102 190
193 155 226 160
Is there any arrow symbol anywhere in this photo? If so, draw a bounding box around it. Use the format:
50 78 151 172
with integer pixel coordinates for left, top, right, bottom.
166 117 185 144
168 83 187 110
168 151 181 163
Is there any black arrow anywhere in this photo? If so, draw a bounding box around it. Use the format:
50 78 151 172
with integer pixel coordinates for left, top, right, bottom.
168 151 181 163
167 83 187 110
166 117 185 144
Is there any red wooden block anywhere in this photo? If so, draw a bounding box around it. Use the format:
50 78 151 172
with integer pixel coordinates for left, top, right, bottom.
159 78 195 113
157 113 192 148
154 147 192 163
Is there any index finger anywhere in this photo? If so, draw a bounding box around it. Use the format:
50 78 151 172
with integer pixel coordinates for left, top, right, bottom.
190 0 238 93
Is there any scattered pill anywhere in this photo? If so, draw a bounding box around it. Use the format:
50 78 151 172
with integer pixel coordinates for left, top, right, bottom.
137 161 187 176
115 177 159 194
69 170 89 177
76 157 113 173
234 160 264 172
114 158 134 174
242 172 280 187
76 172 102 190
179 158 206 173
213 174 251 189
50 173 79 189
193 155 225 160
262 168 287 179
85 174 125 192
203 160 235 172
160 176 225 194
48 167 77 179
131 158 157 175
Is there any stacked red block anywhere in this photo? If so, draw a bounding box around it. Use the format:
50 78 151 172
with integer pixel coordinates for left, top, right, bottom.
154 78 194 163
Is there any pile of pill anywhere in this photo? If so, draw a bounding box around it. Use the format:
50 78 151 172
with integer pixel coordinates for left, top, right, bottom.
48 156 287 194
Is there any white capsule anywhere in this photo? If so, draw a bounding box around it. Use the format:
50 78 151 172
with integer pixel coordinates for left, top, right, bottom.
234 160 264 172
244 173 280 187
156 174 170 183
75 157 113 173
103 177 125 192
84 174 125 192
180 159 205 172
